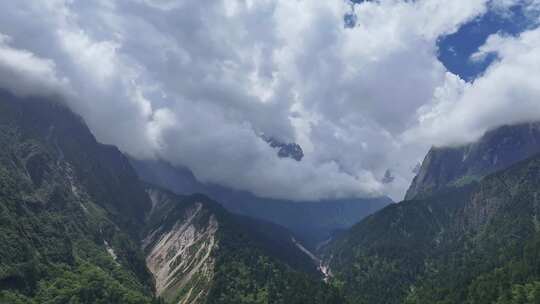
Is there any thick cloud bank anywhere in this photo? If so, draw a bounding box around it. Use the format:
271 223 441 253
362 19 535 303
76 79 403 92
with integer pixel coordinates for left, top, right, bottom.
0 0 538 201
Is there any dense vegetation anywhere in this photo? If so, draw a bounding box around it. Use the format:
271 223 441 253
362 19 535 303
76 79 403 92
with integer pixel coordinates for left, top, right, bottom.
208 241 343 304
327 152 540 304
208 198 344 304
0 91 157 303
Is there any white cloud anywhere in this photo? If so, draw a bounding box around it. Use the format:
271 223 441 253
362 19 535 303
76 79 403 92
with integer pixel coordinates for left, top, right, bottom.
0 0 537 201
0 34 68 97
407 27 540 148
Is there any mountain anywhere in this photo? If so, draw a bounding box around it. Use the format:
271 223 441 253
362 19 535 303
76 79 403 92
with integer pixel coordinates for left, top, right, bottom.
406 122 540 200
0 89 343 303
0 90 157 303
142 185 344 304
130 158 393 250
262 135 304 161
324 124 540 304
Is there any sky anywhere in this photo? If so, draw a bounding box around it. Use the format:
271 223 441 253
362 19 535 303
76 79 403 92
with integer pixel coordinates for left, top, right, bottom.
0 0 539 202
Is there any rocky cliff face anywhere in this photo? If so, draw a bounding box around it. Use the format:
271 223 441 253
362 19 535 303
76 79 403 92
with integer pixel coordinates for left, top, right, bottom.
406 122 540 200
143 188 218 304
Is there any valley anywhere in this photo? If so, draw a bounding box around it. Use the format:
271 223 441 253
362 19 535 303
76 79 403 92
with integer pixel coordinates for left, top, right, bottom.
2 1 540 303
3 90 540 304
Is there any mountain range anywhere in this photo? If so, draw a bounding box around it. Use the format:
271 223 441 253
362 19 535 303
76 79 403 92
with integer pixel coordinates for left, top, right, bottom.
3 87 540 303
324 122 540 303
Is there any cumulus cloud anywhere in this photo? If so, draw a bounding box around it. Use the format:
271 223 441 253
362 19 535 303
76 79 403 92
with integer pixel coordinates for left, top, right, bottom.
0 34 68 97
0 0 538 201
407 26 540 147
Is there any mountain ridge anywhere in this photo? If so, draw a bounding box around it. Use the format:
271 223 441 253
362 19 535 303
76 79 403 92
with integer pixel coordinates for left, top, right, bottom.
406 122 540 200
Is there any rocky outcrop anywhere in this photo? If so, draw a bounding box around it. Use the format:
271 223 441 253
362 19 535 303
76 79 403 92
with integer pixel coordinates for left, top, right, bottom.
262 135 304 161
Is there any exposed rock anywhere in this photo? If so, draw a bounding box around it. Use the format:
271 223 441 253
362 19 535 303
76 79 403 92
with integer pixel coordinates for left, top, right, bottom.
144 193 217 304
262 135 304 161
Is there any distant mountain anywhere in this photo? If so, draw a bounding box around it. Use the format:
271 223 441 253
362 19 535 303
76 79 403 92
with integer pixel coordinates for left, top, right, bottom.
324 124 540 303
142 185 344 304
406 122 540 200
130 158 393 250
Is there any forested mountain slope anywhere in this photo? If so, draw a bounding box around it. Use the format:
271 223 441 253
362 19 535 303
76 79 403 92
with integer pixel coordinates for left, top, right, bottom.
326 151 540 304
0 91 157 303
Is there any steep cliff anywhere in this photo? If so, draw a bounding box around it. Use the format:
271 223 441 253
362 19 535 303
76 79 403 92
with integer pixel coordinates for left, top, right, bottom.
406 122 540 200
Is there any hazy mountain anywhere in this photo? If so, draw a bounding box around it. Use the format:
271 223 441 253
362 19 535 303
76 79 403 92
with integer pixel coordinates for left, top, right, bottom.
406 122 540 200
0 90 156 303
130 158 393 250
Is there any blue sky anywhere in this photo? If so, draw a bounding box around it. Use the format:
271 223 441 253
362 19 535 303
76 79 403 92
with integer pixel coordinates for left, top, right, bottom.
438 2 539 81
346 1 539 81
